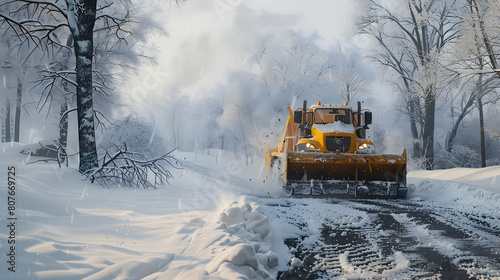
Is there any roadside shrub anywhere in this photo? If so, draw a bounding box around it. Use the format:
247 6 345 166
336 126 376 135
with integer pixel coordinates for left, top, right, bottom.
486 157 500 167
435 145 480 169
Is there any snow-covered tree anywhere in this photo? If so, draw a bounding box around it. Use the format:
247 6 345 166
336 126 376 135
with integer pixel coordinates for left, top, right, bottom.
454 0 500 167
0 1 101 171
441 0 500 167
465 0 500 81
359 0 462 169
0 0 171 173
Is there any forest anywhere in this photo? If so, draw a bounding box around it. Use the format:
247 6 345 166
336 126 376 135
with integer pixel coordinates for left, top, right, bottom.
1 0 500 186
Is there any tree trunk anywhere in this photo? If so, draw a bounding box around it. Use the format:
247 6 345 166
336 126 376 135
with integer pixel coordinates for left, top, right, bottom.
445 94 475 152
5 99 11 142
477 96 486 167
446 110 466 153
476 69 486 168
14 78 22 142
1 108 4 142
58 35 73 165
422 89 435 170
408 96 422 158
58 101 68 164
72 0 99 173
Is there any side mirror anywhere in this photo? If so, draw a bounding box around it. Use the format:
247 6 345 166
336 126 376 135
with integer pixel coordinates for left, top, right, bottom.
364 111 372 125
294 111 303 124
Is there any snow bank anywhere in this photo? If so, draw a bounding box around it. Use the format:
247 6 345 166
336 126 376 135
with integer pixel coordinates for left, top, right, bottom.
406 166 500 237
200 200 276 279
409 166 500 189
149 199 277 280
219 200 270 239
0 143 279 280
407 166 500 205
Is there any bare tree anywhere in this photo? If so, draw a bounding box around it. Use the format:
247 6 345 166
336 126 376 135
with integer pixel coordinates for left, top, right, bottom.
359 0 462 169
333 44 368 103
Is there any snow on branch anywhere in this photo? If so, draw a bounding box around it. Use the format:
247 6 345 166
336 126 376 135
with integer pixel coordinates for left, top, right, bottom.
33 63 116 114
3 0 68 17
85 144 181 189
0 1 70 60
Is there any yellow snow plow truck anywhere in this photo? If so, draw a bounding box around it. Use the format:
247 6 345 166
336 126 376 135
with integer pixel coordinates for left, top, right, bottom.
266 100 407 198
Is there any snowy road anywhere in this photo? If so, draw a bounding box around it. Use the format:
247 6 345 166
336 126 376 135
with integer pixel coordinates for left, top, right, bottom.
180 153 500 279
259 197 500 279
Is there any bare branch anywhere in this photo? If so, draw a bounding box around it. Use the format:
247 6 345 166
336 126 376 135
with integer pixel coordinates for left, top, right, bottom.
85 145 182 189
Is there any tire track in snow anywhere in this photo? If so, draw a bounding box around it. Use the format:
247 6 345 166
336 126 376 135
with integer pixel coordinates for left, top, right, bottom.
345 199 500 279
275 198 500 279
275 199 415 279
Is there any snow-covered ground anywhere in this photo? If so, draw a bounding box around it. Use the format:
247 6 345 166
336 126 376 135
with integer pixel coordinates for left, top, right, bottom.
1 142 499 279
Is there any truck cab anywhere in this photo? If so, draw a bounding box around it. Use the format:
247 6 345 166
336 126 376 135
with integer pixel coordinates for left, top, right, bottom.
293 101 375 154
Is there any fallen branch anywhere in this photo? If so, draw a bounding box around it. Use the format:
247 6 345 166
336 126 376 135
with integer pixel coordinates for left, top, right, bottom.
84 144 181 188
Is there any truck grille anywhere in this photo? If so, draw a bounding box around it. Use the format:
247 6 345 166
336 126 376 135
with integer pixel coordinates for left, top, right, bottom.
325 137 351 152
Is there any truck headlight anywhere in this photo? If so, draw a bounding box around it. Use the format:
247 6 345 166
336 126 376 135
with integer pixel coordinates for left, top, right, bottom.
358 143 368 150
357 143 375 154
297 143 319 152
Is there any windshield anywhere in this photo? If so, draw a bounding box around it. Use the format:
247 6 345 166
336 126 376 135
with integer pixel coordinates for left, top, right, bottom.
313 108 351 124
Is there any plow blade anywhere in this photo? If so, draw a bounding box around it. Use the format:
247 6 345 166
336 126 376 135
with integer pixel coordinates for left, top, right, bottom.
285 152 407 198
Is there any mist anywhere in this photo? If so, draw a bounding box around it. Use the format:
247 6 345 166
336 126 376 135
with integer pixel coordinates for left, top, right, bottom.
118 1 402 162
